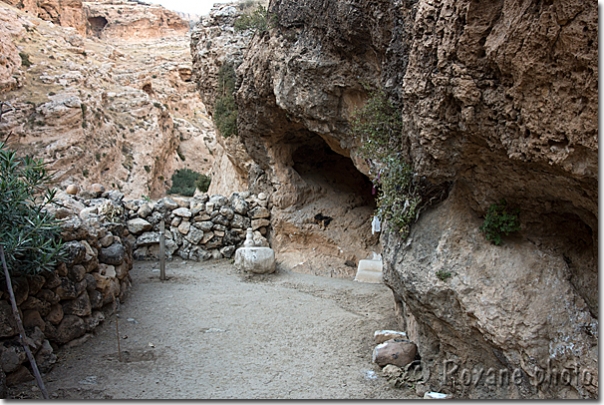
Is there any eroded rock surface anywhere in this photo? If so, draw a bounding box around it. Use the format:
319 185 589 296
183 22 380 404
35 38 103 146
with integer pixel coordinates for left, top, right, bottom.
191 1 383 277
0 0 214 198
191 0 597 399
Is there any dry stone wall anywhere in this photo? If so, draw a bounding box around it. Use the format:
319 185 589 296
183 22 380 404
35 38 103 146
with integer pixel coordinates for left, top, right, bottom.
0 187 133 388
0 185 271 389
123 192 271 262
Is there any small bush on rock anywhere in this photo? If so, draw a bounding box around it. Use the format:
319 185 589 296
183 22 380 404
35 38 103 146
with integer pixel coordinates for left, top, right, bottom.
480 199 521 245
168 169 210 197
234 5 275 33
213 63 238 138
436 270 452 282
351 89 420 239
0 142 64 278
195 174 211 193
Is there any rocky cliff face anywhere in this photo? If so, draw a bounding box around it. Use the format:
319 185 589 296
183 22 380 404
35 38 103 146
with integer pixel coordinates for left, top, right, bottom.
191 0 597 399
84 0 189 40
190 3 256 197
2 0 87 34
0 0 214 199
1 0 189 39
191 2 383 277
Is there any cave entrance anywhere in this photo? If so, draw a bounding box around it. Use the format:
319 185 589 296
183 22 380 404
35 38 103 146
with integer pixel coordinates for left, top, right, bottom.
278 133 380 278
291 136 375 209
88 16 108 38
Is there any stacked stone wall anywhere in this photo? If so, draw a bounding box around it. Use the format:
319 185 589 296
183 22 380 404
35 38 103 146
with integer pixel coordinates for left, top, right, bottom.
123 192 271 261
0 187 271 389
0 188 133 388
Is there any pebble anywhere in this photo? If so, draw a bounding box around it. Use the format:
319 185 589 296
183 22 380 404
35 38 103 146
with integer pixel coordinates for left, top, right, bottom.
78 376 98 385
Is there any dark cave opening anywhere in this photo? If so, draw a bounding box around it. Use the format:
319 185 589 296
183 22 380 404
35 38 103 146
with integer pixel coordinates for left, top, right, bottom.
291 134 375 209
88 16 108 38
274 133 381 278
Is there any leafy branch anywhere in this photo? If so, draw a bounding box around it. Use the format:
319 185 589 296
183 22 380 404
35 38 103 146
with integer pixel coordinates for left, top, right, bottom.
351 89 420 238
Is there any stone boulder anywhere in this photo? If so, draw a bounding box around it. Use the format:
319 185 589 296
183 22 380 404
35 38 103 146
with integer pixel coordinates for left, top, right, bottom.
99 243 126 266
372 339 417 368
0 300 17 338
50 315 86 344
60 241 87 266
234 246 276 274
127 218 152 234
35 340 57 373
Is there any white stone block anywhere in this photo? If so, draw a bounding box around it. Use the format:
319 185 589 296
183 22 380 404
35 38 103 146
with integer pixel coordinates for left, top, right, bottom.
234 247 276 274
354 259 383 283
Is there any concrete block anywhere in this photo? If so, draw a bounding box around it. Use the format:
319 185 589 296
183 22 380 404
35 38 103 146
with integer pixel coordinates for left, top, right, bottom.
354 259 382 283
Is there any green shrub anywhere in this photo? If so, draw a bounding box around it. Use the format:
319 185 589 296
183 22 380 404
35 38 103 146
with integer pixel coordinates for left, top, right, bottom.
19 52 32 68
0 142 64 278
436 270 452 282
168 169 210 197
352 89 403 159
351 89 420 238
234 5 274 33
195 174 211 193
480 199 521 245
213 63 238 138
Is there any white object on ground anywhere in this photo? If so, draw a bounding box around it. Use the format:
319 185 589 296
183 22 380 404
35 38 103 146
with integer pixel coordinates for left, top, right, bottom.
423 392 452 399
234 246 276 274
374 330 407 344
234 228 276 274
354 256 383 283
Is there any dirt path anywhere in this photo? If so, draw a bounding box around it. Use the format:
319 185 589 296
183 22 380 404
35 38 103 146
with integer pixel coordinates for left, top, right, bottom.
11 260 416 399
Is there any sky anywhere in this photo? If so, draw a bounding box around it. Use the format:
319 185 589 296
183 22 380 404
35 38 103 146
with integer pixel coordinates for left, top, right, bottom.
146 0 233 16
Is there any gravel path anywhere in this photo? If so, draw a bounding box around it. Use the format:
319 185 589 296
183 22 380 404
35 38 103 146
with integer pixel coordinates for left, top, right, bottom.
11 260 416 399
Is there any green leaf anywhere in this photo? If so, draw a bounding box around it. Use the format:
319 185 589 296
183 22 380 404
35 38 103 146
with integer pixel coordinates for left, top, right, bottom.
0 142 63 278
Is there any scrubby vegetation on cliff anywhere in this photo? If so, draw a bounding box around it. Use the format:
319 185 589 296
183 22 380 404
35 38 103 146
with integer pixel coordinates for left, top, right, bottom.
234 4 271 33
351 90 420 238
480 199 521 245
168 168 211 197
213 63 238 138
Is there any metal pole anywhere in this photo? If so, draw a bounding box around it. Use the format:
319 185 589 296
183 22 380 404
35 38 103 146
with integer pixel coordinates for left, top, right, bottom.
159 220 166 281
115 316 122 362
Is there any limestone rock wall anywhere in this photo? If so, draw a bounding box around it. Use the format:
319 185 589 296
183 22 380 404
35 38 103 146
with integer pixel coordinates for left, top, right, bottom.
0 5 25 92
0 0 189 40
381 0 598 399
191 0 598 398
1 0 87 35
0 188 133 388
83 0 189 41
190 3 256 196
0 2 215 199
191 2 383 278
